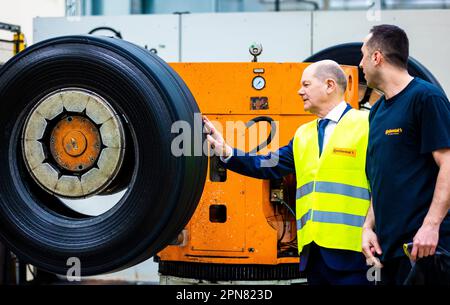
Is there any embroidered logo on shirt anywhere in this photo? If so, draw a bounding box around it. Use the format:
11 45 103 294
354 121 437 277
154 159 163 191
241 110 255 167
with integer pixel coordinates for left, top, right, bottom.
333 148 356 157
385 128 403 135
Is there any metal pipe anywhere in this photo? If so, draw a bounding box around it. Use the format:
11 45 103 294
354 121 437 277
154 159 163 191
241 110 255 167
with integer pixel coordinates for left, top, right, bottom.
297 0 319 10
142 0 153 14
92 0 103 15
212 0 219 12
0 22 21 34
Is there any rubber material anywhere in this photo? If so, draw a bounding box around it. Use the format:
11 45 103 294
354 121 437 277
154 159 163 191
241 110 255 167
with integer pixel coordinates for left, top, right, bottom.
0 35 207 275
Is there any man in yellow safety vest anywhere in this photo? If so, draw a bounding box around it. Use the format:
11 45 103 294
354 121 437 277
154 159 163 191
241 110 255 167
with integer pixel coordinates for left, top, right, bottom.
204 60 371 285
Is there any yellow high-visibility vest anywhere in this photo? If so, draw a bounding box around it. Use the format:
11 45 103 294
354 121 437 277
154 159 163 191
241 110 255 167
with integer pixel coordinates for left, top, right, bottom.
293 109 370 253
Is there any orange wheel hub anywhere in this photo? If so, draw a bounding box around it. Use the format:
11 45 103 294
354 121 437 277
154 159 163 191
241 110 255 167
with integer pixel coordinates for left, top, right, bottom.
50 116 101 172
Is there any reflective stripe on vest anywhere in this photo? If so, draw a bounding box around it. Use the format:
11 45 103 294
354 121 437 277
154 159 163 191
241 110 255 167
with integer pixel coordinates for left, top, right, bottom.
296 181 370 201
296 182 314 199
296 209 366 230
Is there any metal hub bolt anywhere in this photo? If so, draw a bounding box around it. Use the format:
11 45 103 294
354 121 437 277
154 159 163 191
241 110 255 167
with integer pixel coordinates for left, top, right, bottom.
49 115 101 172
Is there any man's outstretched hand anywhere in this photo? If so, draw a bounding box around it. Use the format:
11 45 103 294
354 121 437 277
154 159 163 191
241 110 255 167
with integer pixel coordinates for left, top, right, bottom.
203 115 232 158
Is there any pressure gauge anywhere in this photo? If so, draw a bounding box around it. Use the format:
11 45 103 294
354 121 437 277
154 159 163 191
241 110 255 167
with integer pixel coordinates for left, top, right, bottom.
252 76 265 90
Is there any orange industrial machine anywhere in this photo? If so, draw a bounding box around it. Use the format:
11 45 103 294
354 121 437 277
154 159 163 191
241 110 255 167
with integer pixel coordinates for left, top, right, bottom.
157 62 360 283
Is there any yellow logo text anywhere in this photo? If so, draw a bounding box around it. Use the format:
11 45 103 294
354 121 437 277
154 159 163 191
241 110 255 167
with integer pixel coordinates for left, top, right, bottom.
385 128 403 135
333 148 356 158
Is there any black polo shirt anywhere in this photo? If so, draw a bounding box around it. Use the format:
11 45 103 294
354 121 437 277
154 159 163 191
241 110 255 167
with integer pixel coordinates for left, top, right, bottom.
367 77 450 262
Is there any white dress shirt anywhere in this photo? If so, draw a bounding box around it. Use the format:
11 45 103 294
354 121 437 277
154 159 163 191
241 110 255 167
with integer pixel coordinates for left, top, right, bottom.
221 101 348 162
319 101 348 150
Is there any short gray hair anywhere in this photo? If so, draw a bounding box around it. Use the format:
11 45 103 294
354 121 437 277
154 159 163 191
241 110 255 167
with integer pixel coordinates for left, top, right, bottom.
313 60 348 93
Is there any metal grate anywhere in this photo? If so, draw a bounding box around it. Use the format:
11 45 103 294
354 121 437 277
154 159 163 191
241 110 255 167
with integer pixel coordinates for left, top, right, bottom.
159 261 304 281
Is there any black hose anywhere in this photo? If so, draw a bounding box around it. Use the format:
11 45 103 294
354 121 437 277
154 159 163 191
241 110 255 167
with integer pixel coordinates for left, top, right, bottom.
246 116 276 154
88 26 123 39
279 199 296 218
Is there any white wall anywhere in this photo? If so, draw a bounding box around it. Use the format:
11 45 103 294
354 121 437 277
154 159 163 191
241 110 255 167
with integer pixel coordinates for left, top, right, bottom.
0 0 65 42
312 9 450 97
34 14 180 61
32 10 450 95
102 0 131 15
181 12 311 62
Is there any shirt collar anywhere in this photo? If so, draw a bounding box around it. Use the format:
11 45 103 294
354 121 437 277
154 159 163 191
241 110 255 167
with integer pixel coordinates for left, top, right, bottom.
320 101 348 123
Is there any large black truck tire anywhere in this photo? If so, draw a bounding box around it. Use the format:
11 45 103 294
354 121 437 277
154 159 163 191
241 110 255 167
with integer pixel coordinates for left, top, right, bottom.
0 36 207 276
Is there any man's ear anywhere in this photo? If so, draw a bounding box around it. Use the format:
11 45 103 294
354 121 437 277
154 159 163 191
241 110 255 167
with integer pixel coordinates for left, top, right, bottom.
372 50 383 66
326 79 337 94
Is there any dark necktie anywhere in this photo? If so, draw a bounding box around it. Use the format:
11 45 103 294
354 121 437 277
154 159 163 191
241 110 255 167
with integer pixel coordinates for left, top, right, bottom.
318 118 330 157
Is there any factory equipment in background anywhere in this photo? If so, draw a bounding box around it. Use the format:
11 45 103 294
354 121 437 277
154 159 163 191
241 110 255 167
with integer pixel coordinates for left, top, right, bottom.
157 58 359 284
0 33 443 284
0 22 26 64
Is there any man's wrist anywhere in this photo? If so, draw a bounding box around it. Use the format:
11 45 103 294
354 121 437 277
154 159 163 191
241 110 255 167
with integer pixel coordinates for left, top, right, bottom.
220 147 233 163
423 216 441 228
223 145 232 158
362 224 374 231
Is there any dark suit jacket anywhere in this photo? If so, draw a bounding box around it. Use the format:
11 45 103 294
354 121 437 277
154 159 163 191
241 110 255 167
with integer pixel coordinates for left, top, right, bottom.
221 105 367 271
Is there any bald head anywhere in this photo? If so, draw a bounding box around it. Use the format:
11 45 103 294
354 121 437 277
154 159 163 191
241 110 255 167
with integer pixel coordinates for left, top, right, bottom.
307 60 348 93
299 60 349 116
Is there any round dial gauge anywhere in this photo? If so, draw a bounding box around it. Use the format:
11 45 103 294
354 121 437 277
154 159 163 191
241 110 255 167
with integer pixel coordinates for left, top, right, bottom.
252 76 265 90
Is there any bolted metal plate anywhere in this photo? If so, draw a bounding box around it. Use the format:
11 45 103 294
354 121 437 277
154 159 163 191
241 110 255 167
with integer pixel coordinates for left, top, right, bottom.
80 147 123 195
55 175 84 198
97 147 123 178
49 116 102 172
31 163 59 193
86 97 115 125
100 117 125 149
80 168 104 195
36 93 64 120
61 90 90 113
23 140 46 171
23 111 47 141
22 88 126 198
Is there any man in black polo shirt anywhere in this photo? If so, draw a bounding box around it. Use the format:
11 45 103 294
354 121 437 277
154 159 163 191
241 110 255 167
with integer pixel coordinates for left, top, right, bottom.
359 24 450 284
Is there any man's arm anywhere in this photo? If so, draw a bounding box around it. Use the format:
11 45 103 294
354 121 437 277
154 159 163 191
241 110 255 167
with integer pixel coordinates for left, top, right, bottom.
362 199 383 267
411 148 450 261
223 144 295 180
203 116 295 180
